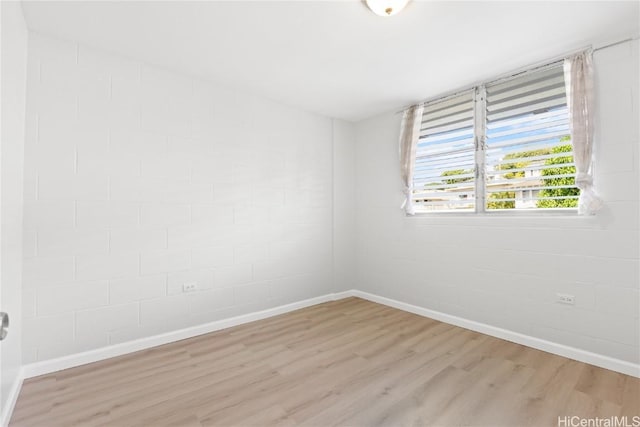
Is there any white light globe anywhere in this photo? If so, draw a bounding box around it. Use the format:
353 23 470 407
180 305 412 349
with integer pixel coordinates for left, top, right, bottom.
365 0 410 16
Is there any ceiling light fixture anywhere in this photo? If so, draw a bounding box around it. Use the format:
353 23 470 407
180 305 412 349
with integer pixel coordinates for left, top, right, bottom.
365 0 410 17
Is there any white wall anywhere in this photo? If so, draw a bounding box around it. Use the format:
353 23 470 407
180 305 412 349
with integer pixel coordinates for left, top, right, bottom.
354 41 640 365
333 120 356 292
1 0 28 419
22 33 355 363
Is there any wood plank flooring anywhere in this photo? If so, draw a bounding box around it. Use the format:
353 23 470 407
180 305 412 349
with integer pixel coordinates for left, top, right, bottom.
11 297 640 426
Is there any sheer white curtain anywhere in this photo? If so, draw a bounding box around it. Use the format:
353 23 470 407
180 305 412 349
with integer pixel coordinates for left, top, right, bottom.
564 51 603 215
399 104 424 215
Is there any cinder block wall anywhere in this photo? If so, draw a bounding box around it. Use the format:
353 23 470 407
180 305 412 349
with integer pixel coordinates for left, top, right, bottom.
22 33 353 363
354 41 640 364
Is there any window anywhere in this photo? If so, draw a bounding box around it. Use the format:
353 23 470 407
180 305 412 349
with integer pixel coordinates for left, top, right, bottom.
413 91 476 211
412 63 579 213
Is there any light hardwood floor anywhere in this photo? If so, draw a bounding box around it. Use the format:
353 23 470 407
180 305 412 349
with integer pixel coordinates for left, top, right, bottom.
11 297 640 426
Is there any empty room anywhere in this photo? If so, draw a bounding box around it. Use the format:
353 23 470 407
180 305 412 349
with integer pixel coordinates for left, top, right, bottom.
1 0 639 425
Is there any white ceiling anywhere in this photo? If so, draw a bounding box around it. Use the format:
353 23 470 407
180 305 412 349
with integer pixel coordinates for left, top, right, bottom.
21 1 640 122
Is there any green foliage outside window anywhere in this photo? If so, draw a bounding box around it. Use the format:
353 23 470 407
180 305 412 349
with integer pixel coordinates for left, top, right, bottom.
440 169 474 185
486 137 578 209
486 149 551 209
536 139 579 208
432 137 578 210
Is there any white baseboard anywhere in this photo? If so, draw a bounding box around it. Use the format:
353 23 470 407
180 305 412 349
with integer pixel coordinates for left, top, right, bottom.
1 368 24 427
22 292 350 379
20 288 640 383
351 290 640 378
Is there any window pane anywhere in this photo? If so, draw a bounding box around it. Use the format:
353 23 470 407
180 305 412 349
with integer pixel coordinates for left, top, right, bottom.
484 65 579 211
412 91 476 212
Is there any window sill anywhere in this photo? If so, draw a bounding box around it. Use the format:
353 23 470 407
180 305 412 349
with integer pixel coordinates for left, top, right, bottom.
409 208 586 218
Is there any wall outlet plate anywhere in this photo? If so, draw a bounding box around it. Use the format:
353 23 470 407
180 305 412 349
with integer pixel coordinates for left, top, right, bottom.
183 282 198 293
556 293 575 305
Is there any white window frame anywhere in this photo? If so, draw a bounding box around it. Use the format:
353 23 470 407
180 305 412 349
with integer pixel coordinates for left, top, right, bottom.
412 61 581 216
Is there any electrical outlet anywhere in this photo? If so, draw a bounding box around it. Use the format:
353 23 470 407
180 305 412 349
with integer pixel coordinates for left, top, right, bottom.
183 282 198 293
556 293 575 305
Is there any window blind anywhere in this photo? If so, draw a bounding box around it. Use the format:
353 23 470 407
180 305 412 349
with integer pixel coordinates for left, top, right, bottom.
484 64 579 210
412 91 476 212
